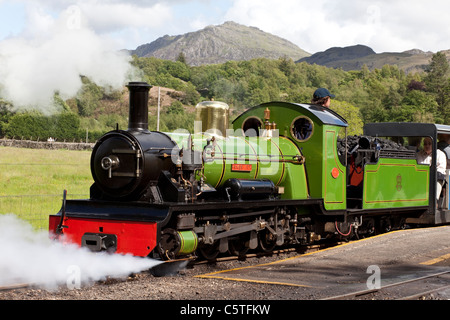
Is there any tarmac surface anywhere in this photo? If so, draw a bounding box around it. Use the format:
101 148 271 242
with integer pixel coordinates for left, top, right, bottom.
196 225 450 299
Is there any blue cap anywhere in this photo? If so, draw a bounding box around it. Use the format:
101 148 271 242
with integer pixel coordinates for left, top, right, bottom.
313 88 335 99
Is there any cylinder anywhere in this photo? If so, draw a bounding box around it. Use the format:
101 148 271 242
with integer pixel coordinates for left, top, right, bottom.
177 230 198 255
127 82 152 132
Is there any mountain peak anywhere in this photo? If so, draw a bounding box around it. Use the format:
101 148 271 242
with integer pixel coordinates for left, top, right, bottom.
403 48 433 55
298 44 375 65
132 21 310 66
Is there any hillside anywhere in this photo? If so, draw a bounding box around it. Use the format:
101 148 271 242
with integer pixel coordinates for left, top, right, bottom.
297 45 449 73
132 21 310 66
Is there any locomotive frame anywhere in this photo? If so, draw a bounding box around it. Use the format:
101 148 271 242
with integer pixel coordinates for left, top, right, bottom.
49 82 450 261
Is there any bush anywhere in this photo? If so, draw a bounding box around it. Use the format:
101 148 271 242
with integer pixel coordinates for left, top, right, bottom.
4 111 82 141
5 111 48 139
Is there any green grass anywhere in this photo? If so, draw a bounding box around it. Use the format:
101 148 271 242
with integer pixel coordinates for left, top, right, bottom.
0 146 93 229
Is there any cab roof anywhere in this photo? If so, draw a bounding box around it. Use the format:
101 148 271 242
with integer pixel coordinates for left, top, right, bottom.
364 122 450 137
232 101 348 127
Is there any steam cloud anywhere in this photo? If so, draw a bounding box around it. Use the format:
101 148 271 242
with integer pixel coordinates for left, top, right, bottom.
0 214 161 290
0 5 140 114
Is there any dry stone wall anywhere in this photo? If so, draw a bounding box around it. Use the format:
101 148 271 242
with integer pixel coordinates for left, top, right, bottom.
0 139 94 151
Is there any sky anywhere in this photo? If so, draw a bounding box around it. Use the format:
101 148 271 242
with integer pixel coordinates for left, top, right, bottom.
0 0 449 111
0 0 449 54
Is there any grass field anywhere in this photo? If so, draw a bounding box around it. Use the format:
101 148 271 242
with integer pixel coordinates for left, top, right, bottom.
0 146 93 229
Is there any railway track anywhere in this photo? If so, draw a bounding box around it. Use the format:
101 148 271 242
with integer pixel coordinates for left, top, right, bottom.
323 270 450 300
2 237 447 301
0 283 31 291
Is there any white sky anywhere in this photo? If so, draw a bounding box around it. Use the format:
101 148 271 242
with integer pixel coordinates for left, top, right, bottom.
0 0 449 54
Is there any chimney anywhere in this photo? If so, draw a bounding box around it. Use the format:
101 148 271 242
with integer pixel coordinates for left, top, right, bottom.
126 82 152 132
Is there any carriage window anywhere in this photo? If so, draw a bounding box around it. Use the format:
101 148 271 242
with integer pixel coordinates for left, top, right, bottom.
291 116 314 142
242 117 262 137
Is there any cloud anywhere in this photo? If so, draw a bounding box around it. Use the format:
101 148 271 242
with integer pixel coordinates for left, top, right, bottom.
76 2 172 33
2 1 176 48
0 3 139 113
225 0 450 53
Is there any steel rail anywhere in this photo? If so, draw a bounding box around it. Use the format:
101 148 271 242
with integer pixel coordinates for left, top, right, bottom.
323 270 450 300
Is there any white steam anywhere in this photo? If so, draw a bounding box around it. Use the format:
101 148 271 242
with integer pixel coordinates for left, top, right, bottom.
0 214 162 290
0 5 139 114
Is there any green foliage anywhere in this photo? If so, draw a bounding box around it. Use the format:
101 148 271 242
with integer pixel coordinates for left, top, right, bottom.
424 51 450 123
182 82 201 105
5 111 48 139
131 56 191 89
76 77 103 116
4 111 82 141
1 52 449 143
330 101 363 136
176 52 187 65
52 112 82 140
166 100 184 115
149 109 195 133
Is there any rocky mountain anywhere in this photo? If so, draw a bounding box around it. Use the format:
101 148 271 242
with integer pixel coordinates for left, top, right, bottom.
131 21 449 73
131 21 310 66
297 45 443 73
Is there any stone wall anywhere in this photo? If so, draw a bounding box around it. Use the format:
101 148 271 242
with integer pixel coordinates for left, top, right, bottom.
0 139 94 151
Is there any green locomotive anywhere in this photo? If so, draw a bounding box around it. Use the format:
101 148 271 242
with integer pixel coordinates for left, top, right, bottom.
49 82 450 260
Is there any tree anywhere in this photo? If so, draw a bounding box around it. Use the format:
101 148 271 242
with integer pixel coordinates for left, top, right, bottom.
182 82 201 105
424 51 450 121
400 90 438 123
441 78 450 124
331 100 364 136
161 60 191 82
176 52 187 65
166 100 184 115
407 80 426 91
278 55 295 77
76 77 103 117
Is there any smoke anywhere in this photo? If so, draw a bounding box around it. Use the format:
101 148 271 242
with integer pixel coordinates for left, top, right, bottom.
0 214 162 290
0 4 140 114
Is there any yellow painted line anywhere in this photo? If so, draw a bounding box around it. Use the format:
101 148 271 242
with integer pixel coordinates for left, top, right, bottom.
197 275 312 288
420 253 450 266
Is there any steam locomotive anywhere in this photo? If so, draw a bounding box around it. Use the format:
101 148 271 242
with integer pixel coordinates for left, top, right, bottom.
49 82 450 260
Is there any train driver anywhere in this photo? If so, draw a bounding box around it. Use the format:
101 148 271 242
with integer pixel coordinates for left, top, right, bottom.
311 88 335 108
